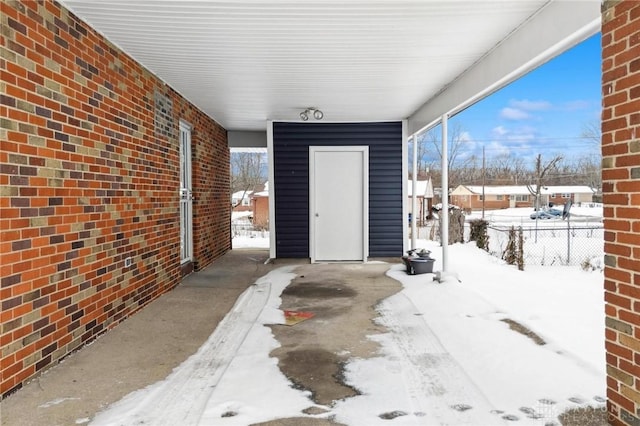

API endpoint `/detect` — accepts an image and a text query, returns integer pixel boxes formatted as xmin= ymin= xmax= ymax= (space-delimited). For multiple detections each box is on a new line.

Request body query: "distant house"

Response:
xmin=407 ymin=178 xmax=434 ymax=223
xmin=251 ymin=182 xmax=269 ymax=229
xmin=545 ymin=186 xmax=596 ymax=206
xmin=231 ymin=190 xmax=253 ymax=212
xmin=232 ymin=183 xmax=268 ymax=213
xmin=451 ymin=185 xmax=595 ymax=210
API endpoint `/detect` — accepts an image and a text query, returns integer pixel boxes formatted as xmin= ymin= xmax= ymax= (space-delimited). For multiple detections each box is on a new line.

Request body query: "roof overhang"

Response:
xmin=408 ymin=0 xmax=601 ymax=135
xmin=58 ymin=1 xmax=601 ymax=147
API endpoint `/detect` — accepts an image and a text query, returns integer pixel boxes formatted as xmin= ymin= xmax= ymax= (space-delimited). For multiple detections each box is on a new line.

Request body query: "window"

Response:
xmin=561 ymin=193 xmax=571 ymax=199
xmin=550 ymin=193 xmax=556 ymax=198
xmin=478 ymin=195 xmax=483 ymax=201
xmin=497 ymin=195 xmax=503 ymax=201
xmin=242 ymin=197 xmax=250 ymax=206
xmin=514 ymin=194 xmax=529 ymax=202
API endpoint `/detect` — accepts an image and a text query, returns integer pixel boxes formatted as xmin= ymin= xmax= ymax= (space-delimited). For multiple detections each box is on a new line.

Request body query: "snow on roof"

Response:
xmin=252 ymin=181 xmax=269 ymax=197
xmin=462 ymin=185 xmax=594 ymax=195
xmin=544 ymin=185 xmax=595 ymax=194
xmin=407 ymin=179 xmax=434 ymax=197
xmin=232 ymin=190 xmax=253 ymax=199
xmin=464 ymin=185 xmax=531 ymax=195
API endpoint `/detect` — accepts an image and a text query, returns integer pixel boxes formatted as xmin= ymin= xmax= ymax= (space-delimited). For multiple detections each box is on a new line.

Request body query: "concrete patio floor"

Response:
xmin=0 ymin=249 xmax=276 ymax=425
xmin=0 ymin=250 xmax=402 ymax=426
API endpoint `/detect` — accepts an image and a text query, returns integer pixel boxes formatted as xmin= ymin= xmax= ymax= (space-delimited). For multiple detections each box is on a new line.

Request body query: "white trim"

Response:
xmin=266 ymin=120 xmax=276 ymax=259
xmin=402 ymin=120 xmax=408 ymax=254
xmin=408 ymin=2 xmax=600 ymax=136
xmin=309 ymin=146 xmax=369 ymax=263
xmin=179 ymin=120 xmax=193 ymax=264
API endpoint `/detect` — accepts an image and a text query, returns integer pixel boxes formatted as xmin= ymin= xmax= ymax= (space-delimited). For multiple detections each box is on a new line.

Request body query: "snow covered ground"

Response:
xmin=91 ymin=237 xmax=605 ymax=425
xmin=468 ymin=205 xmax=603 ymax=227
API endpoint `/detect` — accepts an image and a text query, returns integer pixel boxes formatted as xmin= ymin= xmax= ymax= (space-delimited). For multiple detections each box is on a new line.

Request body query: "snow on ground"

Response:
xmin=231 ymin=211 xmax=253 ymax=221
xmin=467 ymin=206 xmax=603 ymax=227
xmin=231 ymin=233 xmax=270 ymax=249
xmin=90 ymin=237 xmax=605 ymax=425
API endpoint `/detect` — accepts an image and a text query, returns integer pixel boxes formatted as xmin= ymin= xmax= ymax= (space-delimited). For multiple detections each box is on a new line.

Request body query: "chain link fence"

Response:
xmin=410 ymin=217 xmax=604 ymax=269
xmin=486 ymin=224 xmax=604 ymax=268
xmin=231 ymin=215 xmax=268 ymax=239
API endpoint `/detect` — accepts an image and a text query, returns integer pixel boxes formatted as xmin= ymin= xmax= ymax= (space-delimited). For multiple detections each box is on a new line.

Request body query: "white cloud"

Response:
xmin=510 ymin=99 xmax=552 ymax=111
xmin=506 ymin=125 xmax=537 ymax=143
xmin=500 ymin=107 xmax=530 ymax=120
xmin=486 ymin=140 xmax=511 ymax=157
xmin=492 ymin=126 xmax=508 ymax=137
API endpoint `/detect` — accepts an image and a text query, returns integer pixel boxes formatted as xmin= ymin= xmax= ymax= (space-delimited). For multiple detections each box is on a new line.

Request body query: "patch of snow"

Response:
xmin=232 ymin=234 xmax=270 ymax=249
xmin=91 ymin=266 xmax=311 ymax=426
xmin=38 ymin=397 xmax=80 ymax=408
xmin=231 ymin=211 xmax=252 ymax=221
xmin=90 ymin=237 xmax=605 ymax=425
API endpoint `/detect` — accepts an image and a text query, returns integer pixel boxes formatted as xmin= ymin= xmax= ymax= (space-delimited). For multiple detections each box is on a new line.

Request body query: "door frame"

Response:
xmin=309 ymin=145 xmax=369 ymax=263
xmin=179 ymin=120 xmax=193 ymax=265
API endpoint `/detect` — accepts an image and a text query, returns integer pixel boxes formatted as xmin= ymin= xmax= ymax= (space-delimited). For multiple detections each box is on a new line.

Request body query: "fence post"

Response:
xmin=566 ymin=214 xmax=571 ymax=265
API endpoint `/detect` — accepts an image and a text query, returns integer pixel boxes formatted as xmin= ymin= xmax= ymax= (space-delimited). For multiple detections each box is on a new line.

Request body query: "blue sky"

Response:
xmin=430 ymin=32 xmax=601 ymax=165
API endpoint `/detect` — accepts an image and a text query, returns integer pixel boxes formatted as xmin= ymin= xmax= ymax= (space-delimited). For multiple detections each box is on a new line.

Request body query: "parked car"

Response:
xmin=530 ymin=211 xmax=553 ymax=220
xmin=547 ymin=208 xmax=563 ymax=216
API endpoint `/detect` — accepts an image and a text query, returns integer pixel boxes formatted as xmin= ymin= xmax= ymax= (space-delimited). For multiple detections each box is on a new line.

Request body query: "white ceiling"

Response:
xmin=59 ymin=1 xmax=600 ymax=135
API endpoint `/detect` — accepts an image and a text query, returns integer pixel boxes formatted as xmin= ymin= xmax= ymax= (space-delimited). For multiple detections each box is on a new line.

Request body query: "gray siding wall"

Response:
xmin=273 ymin=122 xmax=403 ymax=258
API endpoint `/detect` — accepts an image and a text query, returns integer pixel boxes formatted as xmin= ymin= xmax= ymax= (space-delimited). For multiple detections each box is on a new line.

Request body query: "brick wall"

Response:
xmin=252 ymin=196 xmax=269 ymax=229
xmin=0 ymin=0 xmax=230 ymax=396
xmin=602 ymin=1 xmax=640 ymax=425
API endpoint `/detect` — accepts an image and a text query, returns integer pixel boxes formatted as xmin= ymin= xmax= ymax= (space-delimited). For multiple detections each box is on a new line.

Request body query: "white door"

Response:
xmin=310 ymin=146 xmax=368 ymax=262
xmin=179 ymin=121 xmax=193 ymax=264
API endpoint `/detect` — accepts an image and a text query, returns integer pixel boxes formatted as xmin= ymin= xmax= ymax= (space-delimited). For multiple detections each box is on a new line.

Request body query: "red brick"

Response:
xmin=603 ymin=143 xmax=629 ymax=156
xmin=604 ymin=90 xmax=628 ymax=108
xmin=616 ymin=73 xmax=640 ymax=92
xmin=603 ymin=117 xmax=628 ymax=133
xmin=604 ymin=193 xmax=630 ymax=205
xmin=603 ymin=168 xmax=629 ymax=180
xmin=0 ymin=0 xmax=230 ymax=397
xmin=607 ymin=292 xmax=632 ymax=310
xmin=615 ymin=99 xmax=640 ymax=117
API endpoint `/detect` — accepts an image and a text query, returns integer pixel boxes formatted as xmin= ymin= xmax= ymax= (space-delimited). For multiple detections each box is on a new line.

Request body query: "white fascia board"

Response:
xmin=408 ymin=0 xmax=601 ymax=136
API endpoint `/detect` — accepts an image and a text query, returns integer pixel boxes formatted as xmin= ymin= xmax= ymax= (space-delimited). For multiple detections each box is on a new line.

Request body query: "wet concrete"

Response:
xmin=1 ymin=255 xmax=401 ymax=426
xmin=269 ymin=263 xmax=401 ymax=408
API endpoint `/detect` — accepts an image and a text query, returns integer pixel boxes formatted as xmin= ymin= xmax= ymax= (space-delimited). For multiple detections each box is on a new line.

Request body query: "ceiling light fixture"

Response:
xmin=300 ymin=107 xmax=323 ymax=121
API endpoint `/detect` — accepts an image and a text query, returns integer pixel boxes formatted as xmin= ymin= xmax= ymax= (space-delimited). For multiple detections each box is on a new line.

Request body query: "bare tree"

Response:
xmin=418 ymin=122 xmax=472 ymax=188
xmin=423 ymin=122 xmax=468 ymax=171
xmin=579 ymin=119 xmax=602 ymax=192
xmin=526 ymin=154 xmax=563 ymax=210
xmin=581 ymin=119 xmax=601 ymax=147
xmin=485 ymin=154 xmax=528 ymax=185
xmin=230 ymin=151 xmax=266 ymax=208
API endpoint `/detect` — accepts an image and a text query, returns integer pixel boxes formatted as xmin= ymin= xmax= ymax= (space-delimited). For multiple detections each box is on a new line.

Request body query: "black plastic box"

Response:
xmin=402 ymin=256 xmax=435 ymax=275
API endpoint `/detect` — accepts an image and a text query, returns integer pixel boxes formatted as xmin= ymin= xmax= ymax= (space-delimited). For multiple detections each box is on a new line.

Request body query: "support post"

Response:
xmin=411 ymin=134 xmax=418 ymax=250
xmin=482 ymin=145 xmax=485 ymax=219
xmin=441 ymin=114 xmax=449 ymax=272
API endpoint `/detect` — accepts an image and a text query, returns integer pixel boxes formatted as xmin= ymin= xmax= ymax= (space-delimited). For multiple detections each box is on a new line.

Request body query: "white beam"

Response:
xmin=402 ymin=120 xmax=409 ymax=255
xmin=441 ymin=114 xmax=449 ymax=272
xmin=266 ymin=122 xmax=276 ymax=259
xmin=408 ymin=0 xmax=601 ymax=135
xmin=411 ymin=134 xmax=417 ymax=250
